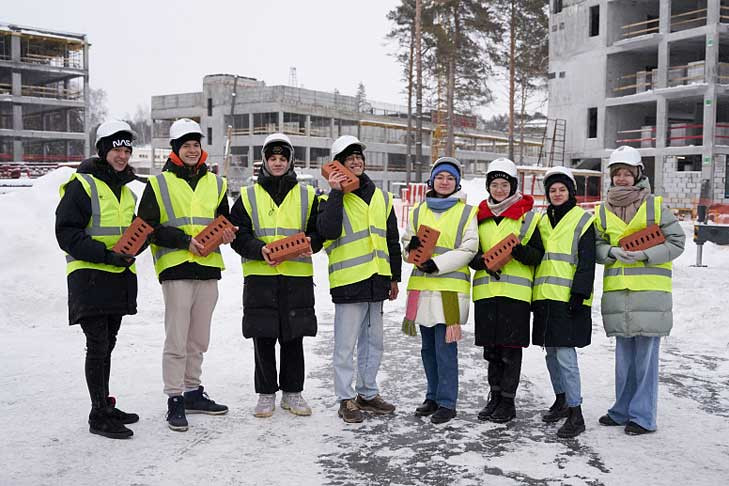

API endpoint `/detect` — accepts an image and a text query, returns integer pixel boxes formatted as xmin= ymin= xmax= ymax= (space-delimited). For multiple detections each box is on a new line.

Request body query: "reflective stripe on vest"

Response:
xmin=323 ymin=188 xmax=393 ymax=288
xmin=533 ymin=206 xmax=594 ymax=305
xmin=407 ymin=201 xmax=476 ymax=294
xmin=149 ymin=171 xmax=227 ymax=276
xmin=240 ymin=183 xmax=314 ymax=276
xmin=60 ymin=173 xmax=137 ymax=275
xmin=595 ymin=196 xmax=672 ymax=292
xmin=472 ymin=209 xmax=540 ymax=303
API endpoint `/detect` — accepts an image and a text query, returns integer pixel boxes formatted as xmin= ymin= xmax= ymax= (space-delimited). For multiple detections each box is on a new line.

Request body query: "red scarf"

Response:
xmin=477 ymin=194 xmax=534 ymax=222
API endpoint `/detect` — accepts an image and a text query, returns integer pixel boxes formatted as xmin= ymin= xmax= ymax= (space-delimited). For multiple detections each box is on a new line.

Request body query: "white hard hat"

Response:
xmin=260 ymin=132 xmax=295 ymax=177
xmin=487 ymin=158 xmax=518 ymax=179
xmin=169 ymin=118 xmax=204 ymax=143
xmin=543 ymin=165 xmax=577 ymax=190
xmin=608 ymin=145 xmax=643 ymax=169
xmin=95 ymin=120 xmax=136 ymax=146
xmin=331 ymin=135 xmax=366 ymax=161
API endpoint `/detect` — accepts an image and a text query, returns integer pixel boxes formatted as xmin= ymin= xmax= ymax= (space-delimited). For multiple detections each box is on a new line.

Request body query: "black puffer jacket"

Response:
xmin=55 ymin=157 xmax=140 ymax=325
xmin=137 ymin=158 xmax=229 ymax=282
xmin=532 ymin=200 xmax=596 ymax=348
xmin=230 ymin=172 xmax=323 ymax=341
xmin=316 ymin=173 xmax=401 ymax=304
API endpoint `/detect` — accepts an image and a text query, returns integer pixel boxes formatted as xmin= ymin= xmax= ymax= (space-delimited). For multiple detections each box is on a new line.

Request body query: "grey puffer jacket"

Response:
xmin=595 ymin=185 xmax=686 ymax=337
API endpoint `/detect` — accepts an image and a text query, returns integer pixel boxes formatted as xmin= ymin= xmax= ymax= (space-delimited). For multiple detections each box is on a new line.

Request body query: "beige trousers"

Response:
xmin=161 ymin=279 xmax=219 ymax=396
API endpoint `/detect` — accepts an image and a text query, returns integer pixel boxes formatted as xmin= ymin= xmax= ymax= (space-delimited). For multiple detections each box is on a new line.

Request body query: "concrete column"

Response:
xmin=305 ymin=114 xmax=311 ymax=137
xmin=248 ymin=113 xmax=253 ymax=135
xmin=12 ymin=103 xmax=22 ymax=131
xmin=330 ymin=118 xmax=335 ymax=139
xmin=13 ymin=140 xmax=23 ymax=163
xmin=83 ymin=38 xmax=90 ymax=157
xmin=278 ymin=111 xmax=284 ymax=132
xmin=654 ymin=97 xmax=667 ymax=195
xmin=703 ymin=7 xmax=721 ymax=192
xmin=11 ymin=71 xmax=21 ymax=96
xmin=656 ymin=1 xmax=671 ymax=90
xmin=10 ymin=32 xmax=20 ymax=62
xmin=305 ymin=146 xmax=311 ymax=169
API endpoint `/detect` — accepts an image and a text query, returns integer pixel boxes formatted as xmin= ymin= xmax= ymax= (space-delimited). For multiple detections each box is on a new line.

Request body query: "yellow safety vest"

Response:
xmin=60 ymin=173 xmax=138 ymax=275
xmin=323 ymin=188 xmax=393 ymax=289
xmin=533 ymin=206 xmax=594 ymax=305
xmin=148 ymin=170 xmax=227 ymax=276
xmin=595 ymin=196 xmax=672 ymax=292
xmin=406 ymin=201 xmax=476 ymax=294
xmin=472 ymin=209 xmax=540 ymax=303
xmin=240 ymin=183 xmax=315 ymax=277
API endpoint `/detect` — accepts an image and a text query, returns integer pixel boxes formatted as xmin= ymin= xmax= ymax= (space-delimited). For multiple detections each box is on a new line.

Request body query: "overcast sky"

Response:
xmin=5 ymin=0 xmax=514 ymax=120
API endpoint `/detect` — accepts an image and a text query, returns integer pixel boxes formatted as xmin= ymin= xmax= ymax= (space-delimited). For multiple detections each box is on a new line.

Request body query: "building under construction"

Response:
xmin=150 ymin=74 xmax=543 ymax=193
xmin=0 ymin=22 xmax=88 ymax=178
xmin=548 ymin=0 xmax=729 ymax=209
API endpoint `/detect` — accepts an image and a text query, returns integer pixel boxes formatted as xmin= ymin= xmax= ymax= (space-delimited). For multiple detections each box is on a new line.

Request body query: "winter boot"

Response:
xmin=107 ymin=397 xmax=139 ymax=424
xmin=281 ymin=392 xmax=312 ymax=416
xmin=599 ymin=414 xmax=621 ymax=426
xmin=166 ymin=396 xmax=188 ymax=432
xmin=489 ymin=396 xmax=516 ymax=423
xmin=254 ymin=394 xmax=276 ymax=418
xmin=477 ymin=391 xmax=501 ymax=421
xmin=625 ymin=421 xmax=654 ymax=436
xmin=557 ymin=406 xmax=586 ymax=438
xmin=184 ymin=386 xmax=229 ymax=415
xmin=355 ymin=394 xmax=396 ymax=415
xmin=88 ymin=407 xmax=133 ymax=439
xmin=542 ymin=393 xmax=569 ymax=423
xmin=338 ymin=399 xmax=364 ymax=423
xmin=430 ymin=407 xmax=457 ymax=425
xmin=414 ymin=399 xmax=439 ymax=417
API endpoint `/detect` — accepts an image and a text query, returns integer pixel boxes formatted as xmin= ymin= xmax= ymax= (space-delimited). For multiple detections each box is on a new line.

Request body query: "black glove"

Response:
xmin=511 ymin=243 xmax=526 ymax=262
xmin=406 ymin=235 xmax=422 ymax=252
xmin=567 ymin=294 xmax=584 ymax=316
xmin=486 ymin=268 xmax=502 ymax=280
xmin=417 ymin=259 xmax=438 ymax=274
xmin=105 ymin=251 xmax=135 ymax=268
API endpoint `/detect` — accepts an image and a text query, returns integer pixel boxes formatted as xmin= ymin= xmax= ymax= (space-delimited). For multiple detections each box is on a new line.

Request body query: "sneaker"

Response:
xmin=281 ymin=392 xmax=312 ymax=416
xmin=430 ymin=406 xmax=457 ymax=424
xmin=355 ymin=394 xmax=396 ymax=415
xmin=254 ymin=394 xmax=276 ymax=418
xmin=477 ymin=391 xmax=501 ymax=421
xmin=107 ymin=397 xmax=139 ymax=425
xmin=338 ymin=399 xmax=364 ymax=423
xmin=598 ymin=414 xmax=621 ymax=426
xmin=557 ymin=406 xmax=586 ymax=438
xmin=542 ymin=393 xmax=569 ymax=423
xmin=89 ymin=407 xmax=133 ymax=439
xmin=184 ymin=386 xmax=229 ymax=415
xmin=166 ymin=396 xmax=188 ymax=432
xmin=414 ymin=399 xmax=439 ymax=417
xmin=489 ymin=396 xmax=516 ymax=423
xmin=625 ymin=421 xmax=654 ymax=435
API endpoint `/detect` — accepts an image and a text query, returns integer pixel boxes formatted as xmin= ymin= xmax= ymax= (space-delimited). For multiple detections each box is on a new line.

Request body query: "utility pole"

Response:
xmin=406 ymin=23 xmax=415 ymax=186
xmin=508 ymin=0 xmax=516 ymax=161
xmin=223 ymin=75 xmax=239 ymax=189
xmin=415 ymin=0 xmax=423 ymax=183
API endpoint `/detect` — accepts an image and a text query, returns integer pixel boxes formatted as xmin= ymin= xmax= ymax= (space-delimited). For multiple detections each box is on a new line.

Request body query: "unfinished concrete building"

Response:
xmin=549 ymin=0 xmax=729 ymax=209
xmin=151 ymin=74 xmax=543 ymax=193
xmin=0 ymin=23 xmax=88 ymax=177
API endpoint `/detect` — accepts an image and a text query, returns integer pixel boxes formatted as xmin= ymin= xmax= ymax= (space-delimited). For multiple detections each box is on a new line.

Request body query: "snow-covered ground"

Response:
xmin=1 ymin=169 xmax=728 ymax=485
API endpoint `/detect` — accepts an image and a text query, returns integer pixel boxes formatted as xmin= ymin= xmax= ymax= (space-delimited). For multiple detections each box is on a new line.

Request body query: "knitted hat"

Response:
xmin=97 ymin=131 xmax=133 ymax=162
xmin=429 ymin=162 xmax=461 ymax=188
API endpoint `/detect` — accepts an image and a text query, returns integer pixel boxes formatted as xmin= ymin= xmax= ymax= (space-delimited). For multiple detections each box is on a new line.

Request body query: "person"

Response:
xmin=531 ymin=166 xmax=596 ymax=438
xmin=469 ymin=158 xmax=542 ymax=424
xmin=401 ymin=157 xmax=478 ymax=424
xmin=317 ymin=135 xmax=402 ymax=423
xmin=230 ymin=133 xmax=322 ymax=418
xmin=594 ymin=145 xmax=685 ymax=435
xmin=56 ymin=119 xmax=141 ymax=439
xmin=138 ymin=118 xmax=235 ymax=432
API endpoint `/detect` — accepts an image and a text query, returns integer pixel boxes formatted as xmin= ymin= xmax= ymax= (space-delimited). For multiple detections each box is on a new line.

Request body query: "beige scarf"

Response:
xmin=605 ymin=179 xmax=651 ymax=223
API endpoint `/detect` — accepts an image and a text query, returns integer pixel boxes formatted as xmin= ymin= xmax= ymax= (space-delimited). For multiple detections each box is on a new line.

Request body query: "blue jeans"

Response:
xmin=608 ymin=336 xmax=660 ymax=431
xmin=545 ymin=347 xmax=582 ymax=407
xmin=333 ymin=302 xmax=384 ymax=401
xmin=420 ymin=325 xmax=458 ymax=409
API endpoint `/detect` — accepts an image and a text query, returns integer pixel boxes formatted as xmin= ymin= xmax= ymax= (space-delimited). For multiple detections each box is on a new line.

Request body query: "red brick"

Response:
xmin=407 ymin=224 xmax=441 ymax=265
xmin=321 ymin=161 xmax=360 ymax=193
xmin=112 ymin=217 xmax=153 ymax=256
xmin=483 ymin=234 xmax=520 ymax=272
xmin=195 ymin=215 xmax=236 ymax=257
xmin=619 ymin=224 xmax=665 ymax=251
xmin=265 ymin=232 xmax=311 ymax=262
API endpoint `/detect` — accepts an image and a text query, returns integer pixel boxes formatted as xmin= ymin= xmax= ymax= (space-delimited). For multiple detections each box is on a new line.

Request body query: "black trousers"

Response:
xmin=253 ymin=336 xmax=305 ymax=394
xmin=484 ymin=345 xmax=523 ymax=398
xmin=79 ymin=315 xmax=122 ymax=409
